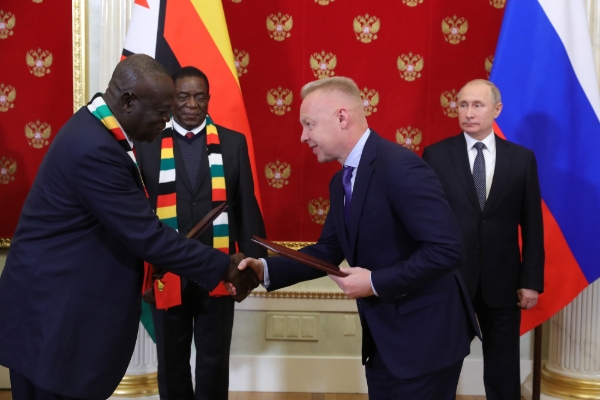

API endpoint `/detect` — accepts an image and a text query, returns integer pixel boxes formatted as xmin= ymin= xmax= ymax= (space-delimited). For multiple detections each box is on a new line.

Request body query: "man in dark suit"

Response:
xmin=135 ymin=66 xmax=266 ymax=400
xmin=235 ymin=77 xmax=478 ymax=399
xmin=422 ymin=79 xmax=545 ymax=399
xmin=0 ymin=55 xmax=258 ymax=400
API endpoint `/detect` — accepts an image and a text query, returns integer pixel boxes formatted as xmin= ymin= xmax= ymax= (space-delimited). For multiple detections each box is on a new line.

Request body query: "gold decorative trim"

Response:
xmin=0 ymin=238 xmax=10 ymax=249
xmin=72 ymin=0 xmax=87 ymax=113
xmin=542 ymin=363 xmax=600 ymax=399
xmin=112 ymin=372 xmax=159 ymax=397
xmin=250 ymin=290 xmax=349 ymax=300
xmin=270 ymin=241 xmax=313 ymax=252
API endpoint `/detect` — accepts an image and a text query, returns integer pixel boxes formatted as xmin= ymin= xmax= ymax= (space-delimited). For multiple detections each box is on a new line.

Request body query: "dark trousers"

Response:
xmin=365 ymin=350 xmax=463 ymax=400
xmin=10 ymin=370 xmax=84 ymax=400
xmin=152 ymin=282 xmax=235 ymax=400
xmin=473 ymin=288 xmax=522 ymax=400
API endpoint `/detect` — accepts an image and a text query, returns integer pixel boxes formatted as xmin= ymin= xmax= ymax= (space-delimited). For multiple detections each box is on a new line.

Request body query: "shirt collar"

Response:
xmin=464 ymin=130 xmax=496 ymax=155
xmin=342 ymin=128 xmax=371 ymax=168
xmin=171 ymin=117 xmax=207 ymax=136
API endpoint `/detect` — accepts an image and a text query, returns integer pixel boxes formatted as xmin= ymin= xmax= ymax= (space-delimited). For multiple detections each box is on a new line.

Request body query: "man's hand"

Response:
xmin=222 ymin=252 xmax=260 ymax=302
xmin=517 ymin=288 xmax=539 ymax=310
xmin=328 ymin=267 xmax=374 ymax=299
xmin=226 ymin=257 xmax=265 ymax=297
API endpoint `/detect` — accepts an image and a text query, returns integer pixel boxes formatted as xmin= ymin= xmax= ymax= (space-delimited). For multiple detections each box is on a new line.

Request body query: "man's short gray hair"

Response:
xmin=459 ymin=79 xmax=502 ymax=105
xmin=300 ymin=77 xmax=362 ymax=101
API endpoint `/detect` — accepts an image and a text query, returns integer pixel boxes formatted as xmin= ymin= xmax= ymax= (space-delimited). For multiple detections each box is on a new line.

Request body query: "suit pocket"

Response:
xmin=396 ymin=293 xmax=448 ymax=315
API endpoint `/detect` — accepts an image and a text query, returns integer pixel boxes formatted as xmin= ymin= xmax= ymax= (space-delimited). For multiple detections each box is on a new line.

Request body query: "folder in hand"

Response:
xmin=251 ymin=235 xmax=347 ymax=277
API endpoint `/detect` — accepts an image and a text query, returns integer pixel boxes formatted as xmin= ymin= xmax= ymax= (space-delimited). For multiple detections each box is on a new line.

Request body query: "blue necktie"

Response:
xmin=342 ymin=165 xmax=354 ymax=224
xmin=472 ymin=142 xmax=486 ymax=211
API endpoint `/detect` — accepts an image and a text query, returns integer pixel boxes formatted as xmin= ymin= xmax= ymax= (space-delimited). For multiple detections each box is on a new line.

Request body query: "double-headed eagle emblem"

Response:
xmin=0 ymin=83 xmax=16 ymax=112
xmin=314 ymin=0 xmax=334 ymax=5
xmin=353 ymin=14 xmax=380 ymax=43
xmin=310 ymin=51 xmax=337 ymax=79
xmin=0 ymin=156 xmax=16 ymax=185
xmin=0 ymin=10 xmax=16 ymax=39
xmin=26 ymin=48 xmax=53 ymax=77
xmin=485 ymin=56 xmax=494 ymax=79
xmin=267 ymin=87 xmax=293 ymax=116
xmin=308 ymin=197 xmax=330 ymax=225
xmin=489 ymin=0 xmax=506 ymax=8
xmin=267 ymin=13 xmax=293 ymax=42
xmin=234 ymin=49 xmax=249 ymax=77
xmin=442 ymin=16 xmax=468 ymax=44
xmin=440 ymin=89 xmax=459 ymax=118
xmin=397 ymin=53 xmax=424 ymax=82
xmin=360 ymin=88 xmax=379 ymax=116
xmin=402 ymin=0 xmax=424 ymax=6
xmin=265 ymin=160 xmax=291 ymax=189
xmin=396 ymin=126 xmax=423 ymax=152
xmin=25 ymin=121 xmax=52 ymax=149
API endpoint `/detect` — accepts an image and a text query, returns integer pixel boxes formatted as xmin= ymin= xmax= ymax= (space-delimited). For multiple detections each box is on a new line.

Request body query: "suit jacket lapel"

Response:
xmin=484 ymin=134 xmax=511 ymax=214
xmin=330 ymin=171 xmax=351 ymax=258
xmin=346 ymin=132 xmax=377 ymax=264
xmin=449 ymin=134 xmax=481 ymax=213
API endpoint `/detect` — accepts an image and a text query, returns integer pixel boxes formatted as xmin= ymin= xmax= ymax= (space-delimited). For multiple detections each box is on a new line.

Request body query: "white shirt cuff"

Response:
xmin=370 ymin=272 xmax=378 ymax=296
xmin=260 ymin=258 xmax=270 ymax=288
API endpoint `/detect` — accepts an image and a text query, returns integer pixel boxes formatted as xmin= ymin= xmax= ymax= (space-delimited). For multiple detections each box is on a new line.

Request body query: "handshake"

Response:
xmin=222 ymin=253 xmax=264 ymax=302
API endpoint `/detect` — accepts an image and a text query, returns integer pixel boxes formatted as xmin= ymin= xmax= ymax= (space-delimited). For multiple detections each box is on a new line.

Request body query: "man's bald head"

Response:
xmin=103 ymin=54 xmax=175 ymax=143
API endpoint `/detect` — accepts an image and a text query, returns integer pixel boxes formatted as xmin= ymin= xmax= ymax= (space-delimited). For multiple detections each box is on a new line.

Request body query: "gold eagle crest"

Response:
xmin=0 ymin=10 xmax=16 ymax=39
xmin=308 ymin=197 xmax=330 ymax=225
xmin=402 ymin=0 xmax=424 ymax=6
xmin=310 ymin=51 xmax=337 ymax=79
xmin=397 ymin=53 xmax=424 ymax=82
xmin=230 ymin=0 xmax=242 ymax=3
xmin=267 ymin=13 xmax=293 ymax=42
xmin=396 ymin=126 xmax=423 ymax=152
xmin=27 ymin=48 xmax=53 ymax=77
xmin=360 ymin=88 xmax=379 ymax=116
xmin=353 ymin=14 xmax=380 ymax=43
xmin=265 ymin=160 xmax=291 ymax=188
xmin=267 ymin=87 xmax=293 ymax=116
xmin=485 ymin=55 xmax=494 ymax=79
xmin=25 ymin=121 xmax=52 ymax=149
xmin=440 ymin=89 xmax=459 ymax=118
xmin=234 ymin=49 xmax=249 ymax=77
xmin=0 ymin=83 xmax=16 ymax=112
xmin=489 ymin=0 xmax=506 ymax=8
xmin=315 ymin=0 xmax=334 ymax=5
xmin=32 ymin=0 xmax=44 ymax=3
xmin=0 ymin=156 xmax=16 ymax=185
xmin=442 ymin=16 xmax=468 ymax=44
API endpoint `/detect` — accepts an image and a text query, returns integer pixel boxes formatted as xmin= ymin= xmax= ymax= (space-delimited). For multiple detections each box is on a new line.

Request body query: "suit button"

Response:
xmin=192 ymin=202 xmax=197 ymax=206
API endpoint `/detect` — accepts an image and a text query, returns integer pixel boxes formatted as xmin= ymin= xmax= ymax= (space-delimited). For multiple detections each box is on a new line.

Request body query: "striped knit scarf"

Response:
xmin=86 ymin=93 xmax=147 ymax=196
xmin=156 ymin=115 xmax=230 ymax=301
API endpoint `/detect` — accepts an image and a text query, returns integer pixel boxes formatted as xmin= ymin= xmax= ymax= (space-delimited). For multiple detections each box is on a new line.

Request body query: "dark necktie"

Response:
xmin=342 ymin=165 xmax=354 ymax=224
xmin=185 ymin=131 xmax=194 ymax=139
xmin=472 ymin=142 xmax=486 ymax=211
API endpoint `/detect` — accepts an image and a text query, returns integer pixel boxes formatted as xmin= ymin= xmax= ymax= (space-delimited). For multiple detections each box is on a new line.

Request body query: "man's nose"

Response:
xmin=300 ymin=129 xmax=309 ymax=143
xmin=185 ymin=97 xmax=198 ymax=108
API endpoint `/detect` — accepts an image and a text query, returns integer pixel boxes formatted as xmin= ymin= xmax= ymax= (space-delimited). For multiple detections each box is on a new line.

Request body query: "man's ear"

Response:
xmin=121 ymin=91 xmax=135 ymax=113
xmin=338 ymin=108 xmax=350 ymax=128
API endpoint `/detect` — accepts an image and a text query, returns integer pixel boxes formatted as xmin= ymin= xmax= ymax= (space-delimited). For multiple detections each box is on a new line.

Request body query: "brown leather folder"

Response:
xmin=251 ymin=236 xmax=347 ymax=277
xmin=187 ymin=203 xmax=228 ymax=239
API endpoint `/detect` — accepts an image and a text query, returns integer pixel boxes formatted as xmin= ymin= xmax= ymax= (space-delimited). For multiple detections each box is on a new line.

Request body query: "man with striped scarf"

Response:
xmin=135 ymin=66 xmax=266 ymax=400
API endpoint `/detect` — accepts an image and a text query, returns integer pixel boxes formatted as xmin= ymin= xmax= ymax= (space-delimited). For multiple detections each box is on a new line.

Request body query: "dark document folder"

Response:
xmin=251 ymin=236 xmax=347 ymax=277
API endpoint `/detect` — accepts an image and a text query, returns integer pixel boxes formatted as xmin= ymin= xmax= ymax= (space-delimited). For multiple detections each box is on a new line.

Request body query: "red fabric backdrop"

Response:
xmin=223 ymin=0 xmax=505 ymax=241
xmin=0 ymin=0 xmax=73 ymax=238
xmin=0 ymin=0 xmax=505 ymax=241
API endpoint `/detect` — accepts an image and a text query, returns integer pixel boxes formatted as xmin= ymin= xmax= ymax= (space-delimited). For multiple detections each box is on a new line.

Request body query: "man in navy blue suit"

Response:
xmin=236 ymin=77 xmax=478 ymax=399
xmin=0 ymin=54 xmax=258 ymax=400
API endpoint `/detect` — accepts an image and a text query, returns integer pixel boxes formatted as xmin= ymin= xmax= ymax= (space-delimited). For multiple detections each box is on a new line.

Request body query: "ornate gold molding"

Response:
xmin=542 ymin=363 xmax=600 ymax=399
xmin=0 ymin=238 xmax=10 ymax=249
xmin=112 ymin=372 xmax=159 ymax=397
xmin=72 ymin=0 xmax=87 ymax=113
xmin=250 ymin=290 xmax=349 ymax=300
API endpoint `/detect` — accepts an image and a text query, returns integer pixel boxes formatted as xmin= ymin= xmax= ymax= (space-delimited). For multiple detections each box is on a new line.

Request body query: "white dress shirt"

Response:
xmin=262 ymin=128 xmax=373 ymax=291
xmin=172 ymin=117 xmax=206 ymax=136
xmin=464 ymin=131 xmax=496 ymax=199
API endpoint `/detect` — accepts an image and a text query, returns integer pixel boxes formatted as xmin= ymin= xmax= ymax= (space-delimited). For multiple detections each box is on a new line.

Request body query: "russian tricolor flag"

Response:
xmin=491 ymin=0 xmax=600 ymax=334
